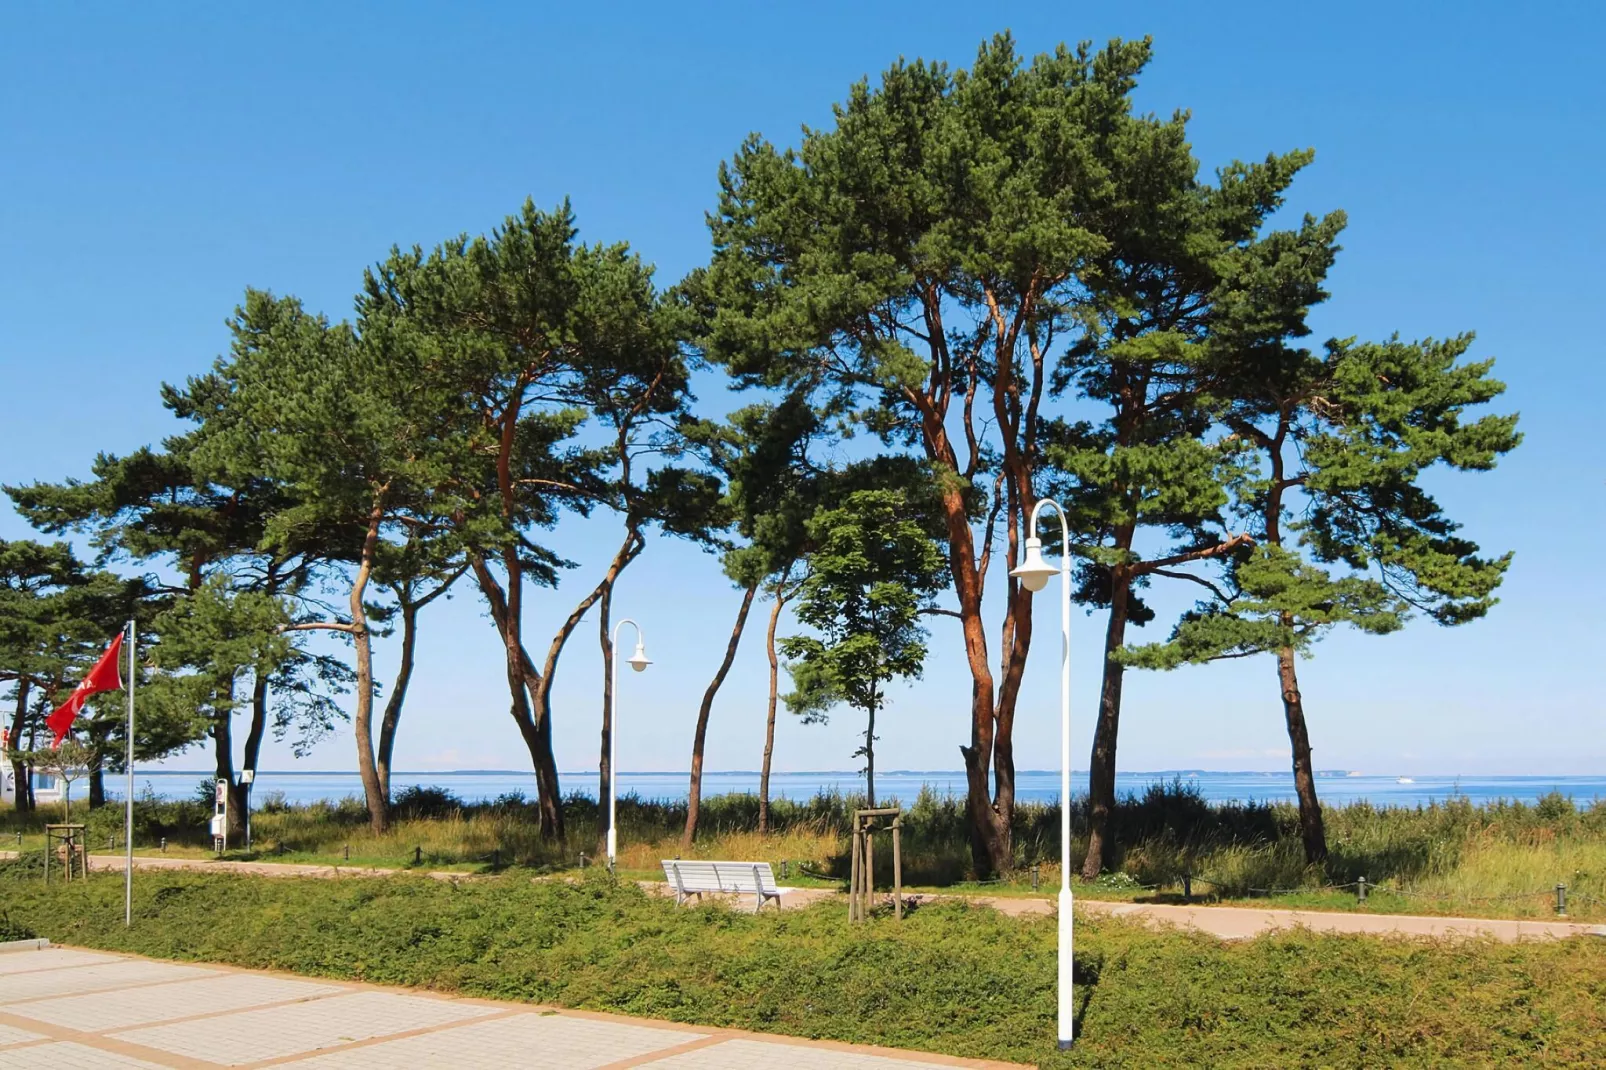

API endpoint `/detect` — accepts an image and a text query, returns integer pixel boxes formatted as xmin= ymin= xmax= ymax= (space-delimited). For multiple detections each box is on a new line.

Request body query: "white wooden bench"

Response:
xmin=661 ymin=859 xmax=783 ymax=912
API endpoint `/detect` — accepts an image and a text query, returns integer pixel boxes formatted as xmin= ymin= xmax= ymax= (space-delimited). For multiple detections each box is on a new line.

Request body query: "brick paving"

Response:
xmin=0 ymin=947 xmax=1023 ymax=1069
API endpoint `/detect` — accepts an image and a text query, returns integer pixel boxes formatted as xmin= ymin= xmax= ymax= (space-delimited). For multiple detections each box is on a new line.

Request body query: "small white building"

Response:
xmin=1 ymin=767 xmax=64 ymax=807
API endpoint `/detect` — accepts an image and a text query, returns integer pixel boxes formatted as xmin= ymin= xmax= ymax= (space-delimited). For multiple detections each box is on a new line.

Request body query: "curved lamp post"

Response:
xmin=606 ymin=618 xmax=650 ymax=870
xmin=1009 ymin=498 xmax=1074 ymax=1050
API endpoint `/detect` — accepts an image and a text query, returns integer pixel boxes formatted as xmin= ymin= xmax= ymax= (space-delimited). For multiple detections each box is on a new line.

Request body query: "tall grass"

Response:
xmin=5 ymin=779 xmax=1603 ymax=918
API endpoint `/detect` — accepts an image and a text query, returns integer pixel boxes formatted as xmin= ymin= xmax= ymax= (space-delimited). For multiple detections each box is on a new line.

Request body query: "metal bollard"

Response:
xmin=781 ymin=859 xmax=789 ymax=879
xmin=343 ymin=844 xmax=350 ymax=861
xmin=1357 ymin=876 xmax=1368 ymax=904
xmin=1183 ymin=873 xmax=1192 ymax=902
xmin=579 ymin=852 xmax=586 ymax=870
xmin=1032 ymin=864 xmax=1040 ymax=892
xmin=492 ymin=848 xmax=500 ymax=868
xmin=1556 ymin=883 xmax=1568 ymax=917
xmin=160 ymin=837 xmax=167 ymax=853
xmin=414 ymin=846 xmax=422 ymax=865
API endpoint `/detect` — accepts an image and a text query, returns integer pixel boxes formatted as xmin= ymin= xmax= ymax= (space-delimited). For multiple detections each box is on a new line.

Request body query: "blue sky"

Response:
xmin=2 ymin=2 xmax=1602 ymax=784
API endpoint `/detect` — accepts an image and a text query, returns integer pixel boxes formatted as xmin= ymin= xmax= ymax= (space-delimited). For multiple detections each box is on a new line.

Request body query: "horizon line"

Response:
xmin=129 ymin=768 xmax=1603 ymax=779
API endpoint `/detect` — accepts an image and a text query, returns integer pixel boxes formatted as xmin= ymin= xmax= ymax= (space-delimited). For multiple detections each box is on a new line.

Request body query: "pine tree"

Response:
xmin=1126 ymin=333 xmax=1520 ymax=862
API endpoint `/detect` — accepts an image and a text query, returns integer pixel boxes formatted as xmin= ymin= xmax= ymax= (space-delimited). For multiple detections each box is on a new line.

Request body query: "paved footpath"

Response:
xmin=0 ymin=944 xmax=1025 ymax=1069
xmin=13 ymin=852 xmax=1606 ymax=942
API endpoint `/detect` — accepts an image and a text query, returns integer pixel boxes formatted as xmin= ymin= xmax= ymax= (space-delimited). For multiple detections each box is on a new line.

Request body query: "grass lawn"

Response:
xmin=3 ymin=862 xmax=1604 ymax=1067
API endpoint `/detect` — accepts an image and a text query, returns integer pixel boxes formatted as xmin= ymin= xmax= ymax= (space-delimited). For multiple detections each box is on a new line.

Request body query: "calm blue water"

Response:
xmin=126 ymin=769 xmax=1606 ymax=808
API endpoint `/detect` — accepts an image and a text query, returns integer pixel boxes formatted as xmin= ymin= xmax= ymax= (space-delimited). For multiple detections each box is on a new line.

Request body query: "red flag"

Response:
xmin=47 ymin=631 xmax=125 ymax=746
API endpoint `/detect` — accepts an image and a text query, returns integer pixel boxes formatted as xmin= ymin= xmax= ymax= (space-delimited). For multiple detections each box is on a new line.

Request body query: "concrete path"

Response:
xmin=0 ymin=944 xmax=1024 ymax=1069
xmin=11 ymin=852 xmax=1604 ymax=942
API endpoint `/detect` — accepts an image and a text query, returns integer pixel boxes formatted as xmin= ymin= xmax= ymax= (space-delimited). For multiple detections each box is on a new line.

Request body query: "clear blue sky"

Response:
xmin=2 ymin=2 xmax=1602 ymax=784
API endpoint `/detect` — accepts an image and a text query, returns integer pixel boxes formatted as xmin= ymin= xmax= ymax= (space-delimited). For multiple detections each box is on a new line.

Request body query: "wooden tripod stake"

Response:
xmin=849 ymin=807 xmax=903 ymax=922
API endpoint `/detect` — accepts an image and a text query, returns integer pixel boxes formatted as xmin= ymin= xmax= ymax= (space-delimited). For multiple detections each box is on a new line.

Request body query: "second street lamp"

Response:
xmin=1009 ymin=497 xmax=1074 ymax=1050
xmin=606 ymin=618 xmax=650 ymax=871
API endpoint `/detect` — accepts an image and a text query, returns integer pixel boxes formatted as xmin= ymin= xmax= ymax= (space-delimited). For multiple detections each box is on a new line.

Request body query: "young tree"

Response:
xmin=678 ymin=393 xmax=821 ymax=847
xmin=781 ymin=490 xmax=946 ymax=806
xmin=29 ymin=737 xmax=92 ymax=819
xmin=1126 ymin=334 xmax=1520 ymax=862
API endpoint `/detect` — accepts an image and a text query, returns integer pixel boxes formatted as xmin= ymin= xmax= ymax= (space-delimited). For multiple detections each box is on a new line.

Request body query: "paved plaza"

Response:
xmin=0 ymin=945 xmax=1023 ymax=1069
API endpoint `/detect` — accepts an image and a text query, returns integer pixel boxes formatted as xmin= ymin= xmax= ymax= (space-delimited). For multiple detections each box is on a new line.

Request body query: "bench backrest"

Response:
xmin=661 ymin=859 xmax=777 ymax=894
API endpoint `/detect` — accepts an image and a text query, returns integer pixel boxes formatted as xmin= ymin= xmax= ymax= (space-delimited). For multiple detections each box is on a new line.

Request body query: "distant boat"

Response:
xmin=1397 ymin=777 xmax=1415 ymax=784
xmin=1346 ymin=771 xmax=1364 ymax=777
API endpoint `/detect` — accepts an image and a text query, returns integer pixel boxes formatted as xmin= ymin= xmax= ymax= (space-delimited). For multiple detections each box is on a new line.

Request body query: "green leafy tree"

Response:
xmin=781 ymin=490 xmax=946 ymax=806
xmin=1126 ymin=334 xmax=1520 ymax=862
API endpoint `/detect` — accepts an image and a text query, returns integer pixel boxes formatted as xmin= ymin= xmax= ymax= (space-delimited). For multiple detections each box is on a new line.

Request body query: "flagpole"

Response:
xmin=124 ymin=618 xmax=135 ymax=928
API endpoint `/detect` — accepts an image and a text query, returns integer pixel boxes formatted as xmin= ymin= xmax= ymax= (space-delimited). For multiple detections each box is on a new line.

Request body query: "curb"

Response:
xmin=0 ymin=938 xmax=51 ymax=953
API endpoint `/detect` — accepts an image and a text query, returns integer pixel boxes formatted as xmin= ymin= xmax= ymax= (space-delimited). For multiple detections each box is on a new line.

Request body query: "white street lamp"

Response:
xmin=606 ymin=618 xmax=649 ymax=870
xmin=1009 ymin=498 xmax=1074 ymax=1050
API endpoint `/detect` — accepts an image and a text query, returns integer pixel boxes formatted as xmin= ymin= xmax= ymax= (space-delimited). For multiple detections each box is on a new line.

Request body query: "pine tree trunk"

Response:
xmin=1082 ymin=562 xmax=1132 ymax=880
xmin=9 ymin=678 xmax=32 ymax=814
xmin=471 ymin=555 xmax=566 ymax=842
xmin=350 ymin=500 xmax=388 ymax=836
xmin=758 ymin=583 xmax=788 ymax=835
xmin=527 ymin=674 xmax=565 ymax=840
xmin=929 ymin=435 xmax=1014 ymax=877
xmin=683 ymin=582 xmax=758 ymax=851
xmin=88 ymin=756 xmax=106 ymax=809
xmin=597 ymin=581 xmax=615 ymax=854
xmin=235 ymin=666 xmax=270 ymax=843
xmin=1277 ymin=641 xmax=1328 ymax=863
xmin=213 ymin=674 xmax=243 ymax=841
xmin=377 ymin=600 xmax=419 ymax=802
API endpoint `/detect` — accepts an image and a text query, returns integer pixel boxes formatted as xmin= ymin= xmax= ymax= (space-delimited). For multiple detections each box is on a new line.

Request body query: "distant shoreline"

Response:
xmin=130 ymin=768 xmax=1599 ymax=779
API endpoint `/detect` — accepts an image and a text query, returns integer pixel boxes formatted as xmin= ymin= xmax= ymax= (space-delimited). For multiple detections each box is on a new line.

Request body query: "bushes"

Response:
xmin=390 ymin=785 xmax=465 ymax=821
xmin=4 ymin=870 xmax=1605 ymax=1067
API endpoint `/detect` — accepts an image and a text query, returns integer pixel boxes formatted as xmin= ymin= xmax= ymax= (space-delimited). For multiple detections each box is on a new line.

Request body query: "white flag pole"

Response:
xmin=124 ymin=619 xmax=135 ymax=927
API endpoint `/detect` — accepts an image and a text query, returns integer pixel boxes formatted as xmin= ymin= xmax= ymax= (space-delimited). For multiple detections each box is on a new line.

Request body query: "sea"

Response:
xmin=123 ymin=769 xmax=1606 ymax=809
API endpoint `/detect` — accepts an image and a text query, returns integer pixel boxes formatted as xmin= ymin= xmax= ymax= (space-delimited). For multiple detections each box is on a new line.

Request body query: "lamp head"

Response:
xmin=627 ymin=642 xmax=651 ymax=673
xmin=1009 ymin=537 xmax=1057 ymax=593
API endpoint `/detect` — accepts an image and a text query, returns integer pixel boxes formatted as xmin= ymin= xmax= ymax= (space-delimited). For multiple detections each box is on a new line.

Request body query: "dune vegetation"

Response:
xmin=6 ymin=781 xmax=1602 ymax=922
